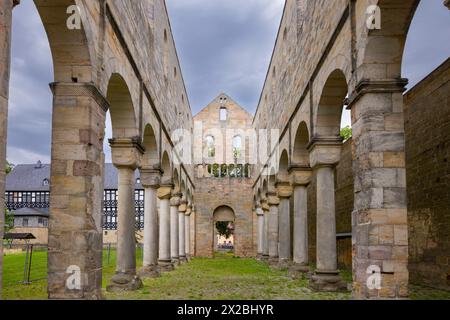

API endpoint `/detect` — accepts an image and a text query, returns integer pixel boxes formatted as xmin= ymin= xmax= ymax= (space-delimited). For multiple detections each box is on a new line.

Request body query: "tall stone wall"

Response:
xmin=193 ymin=94 xmax=255 ymax=257
xmin=405 ymin=58 xmax=450 ymax=291
xmin=194 ymin=177 xmax=255 ymax=257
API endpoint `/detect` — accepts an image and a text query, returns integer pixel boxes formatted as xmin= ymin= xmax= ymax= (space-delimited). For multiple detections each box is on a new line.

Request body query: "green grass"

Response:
xmin=106 ymin=253 xmax=350 ymax=300
xmin=3 ymin=250 xmax=450 ymax=300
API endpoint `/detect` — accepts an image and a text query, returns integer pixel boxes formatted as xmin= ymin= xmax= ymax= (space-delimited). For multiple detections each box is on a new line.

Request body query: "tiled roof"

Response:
xmin=6 ymin=163 xmax=142 ymax=191
xmin=14 ymin=207 xmax=50 ymax=217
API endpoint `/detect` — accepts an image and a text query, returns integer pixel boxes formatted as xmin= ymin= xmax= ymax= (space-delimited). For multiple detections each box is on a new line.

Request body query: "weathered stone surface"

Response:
xmin=405 ymin=58 xmax=450 ymax=291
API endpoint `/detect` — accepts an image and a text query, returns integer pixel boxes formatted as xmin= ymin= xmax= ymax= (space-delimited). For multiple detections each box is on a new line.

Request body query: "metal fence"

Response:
xmin=2 ymin=242 xmax=145 ymax=288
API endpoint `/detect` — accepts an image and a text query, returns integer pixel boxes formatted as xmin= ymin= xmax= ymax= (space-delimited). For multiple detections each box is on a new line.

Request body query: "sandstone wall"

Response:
xmin=194 ymin=177 xmax=255 ymax=258
xmin=405 ymin=58 xmax=450 ymax=291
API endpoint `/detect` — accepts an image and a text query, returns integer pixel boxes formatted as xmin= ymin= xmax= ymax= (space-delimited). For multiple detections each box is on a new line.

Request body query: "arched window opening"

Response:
xmin=220 ymin=107 xmax=228 ymax=121
xmin=232 ymin=135 xmax=242 ymax=160
xmin=206 ymin=135 xmax=215 ymax=158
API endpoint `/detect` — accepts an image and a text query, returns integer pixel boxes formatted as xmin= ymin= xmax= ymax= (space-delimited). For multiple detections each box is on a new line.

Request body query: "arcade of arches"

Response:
xmin=0 ymin=0 xmax=449 ymax=300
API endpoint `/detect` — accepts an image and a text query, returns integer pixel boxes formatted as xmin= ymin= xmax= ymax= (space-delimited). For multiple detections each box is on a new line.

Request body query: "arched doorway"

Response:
xmin=212 ymin=206 xmax=235 ymax=256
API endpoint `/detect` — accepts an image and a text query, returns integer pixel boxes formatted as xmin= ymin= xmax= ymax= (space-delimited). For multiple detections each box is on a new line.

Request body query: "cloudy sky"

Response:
xmin=6 ymin=0 xmax=450 ymax=165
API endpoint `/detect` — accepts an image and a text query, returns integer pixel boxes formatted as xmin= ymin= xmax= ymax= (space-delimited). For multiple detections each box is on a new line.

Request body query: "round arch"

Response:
xmin=314 ymin=69 xmax=348 ymax=138
xmin=213 ymin=205 xmax=236 ymax=223
xmin=142 ymin=124 xmax=159 ymax=168
xmin=293 ymin=122 xmax=310 ymax=166
xmin=106 ymin=73 xmax=139 ymax=139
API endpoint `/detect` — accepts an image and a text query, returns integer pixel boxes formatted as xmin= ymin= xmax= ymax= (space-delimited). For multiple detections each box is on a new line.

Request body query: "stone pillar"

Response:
xmin=255 ymin=205 xmax=264 ymax=259
xmin=178 ymin=198 xmax=187 ymax=263
xmin=276 ymin=180 xmax=293 ymax=269
xmin=0 ymin=0 xmax=17 ymax=300
xmin=308 ymin=139 xmax=347 ymax=292
xmin=139 ymin=168 xmax=161 ymax=278
xmin=261 ymin=198 xmax=270 ymax=261
xmin=170 ymin=191 xmax=181 ymax=265
xmin=190 ymin=205 xmax=196 ymax=256
xmin=157 ymin=183 xmax=174 ymax=271
xmin=47 ymin=82 xmax=108 ymax=299
xmin=289 ymin=167 xmax=312 ymax=277
xmin=349 ymin=79 xmax=409 ymax=298
xmin=267 ymin=191 xmax=280 ymax=266
xmin=107 ymin=139 xmax=144 ymax=292
xmin=185 ymin=204 xmax=192 ymax=261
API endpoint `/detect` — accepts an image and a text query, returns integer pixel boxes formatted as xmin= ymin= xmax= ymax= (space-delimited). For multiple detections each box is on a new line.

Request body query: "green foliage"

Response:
xmin=4 ymin=209 xmax=14 ymax=233
xmin=5 ymin=161 xmax=14 ymax=174
xmin=340 ymin=126 xmax=352 ymax=141
xmin=215 ymin=221 xmax=233 ymax=239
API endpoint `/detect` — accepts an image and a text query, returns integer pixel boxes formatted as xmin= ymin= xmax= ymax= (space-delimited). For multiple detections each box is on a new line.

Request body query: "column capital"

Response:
xmin=267 ymin=192 xmax=280 ymax=206
xmin=289 ymin=165 xmax=313 ymax=187
xmin=276 ymin=180 xmax=293 ymax=198
xmin=13 ymin=0 xmax=21 ymax=7
xmin=49 ymin=82 xmax=109 ymax=112
xmin=260 ymin=198 xmax=270 ymax=212
xmin=179 ymin=199 xmax=188 ymax=212
xmin=170 ymin=192 xmax=182 ymax=207
xmin=307 ymin=137 xmax=342 ymax=169
xmin=140 ymin=167 xmax=162 ymax=189
xmin=445 ymin=0 xmax=450 ymax=9
xmin=347 ymin=78 xmax=408 ymax=109
xmin=185 ymin=205 xmax=192 ymax=216
xmin=110 ymin=137 xmax=145 ymax=170
xmin=157 ymin=184 xmax=173 ymax=200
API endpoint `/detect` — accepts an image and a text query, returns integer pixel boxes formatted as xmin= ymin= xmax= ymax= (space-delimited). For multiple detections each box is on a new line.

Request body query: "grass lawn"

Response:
xmin=3 ymin=250 xmax=450 ymax=300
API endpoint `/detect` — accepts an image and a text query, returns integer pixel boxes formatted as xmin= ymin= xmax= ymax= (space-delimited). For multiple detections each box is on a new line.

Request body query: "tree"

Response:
xmin=215 ymin=221 xmax=234 ymax=239
xmin=4 ymin=160 xmax=15 ymax=232
xmin=340 ymin=126 xmax=352 ymax=142
xmin=5 ymin=160 xmax=14 ymax=174
xmin=4 ymin=210 xmax=14 ymax=233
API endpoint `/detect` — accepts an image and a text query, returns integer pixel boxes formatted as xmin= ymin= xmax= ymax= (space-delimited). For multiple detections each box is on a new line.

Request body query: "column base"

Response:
xmin=179 ymin=256 xmax=187 ymax=264
xmin=288 ymin=263 xmax=310 ymax=279
xmin=269 ymin=257 xmax=280 ymax=268
xmin=158 ymin=260 xmax=175 ymax=272
xmin=256 ymin=253 xmax=264 ymax=261
xmin=309 ymin=271 xmax=348 ymax=292
xmin=139 ymin=265 xmax=160 ymax=278
xmin=106 ymin=273 xmax=143 ymax=292
xmin=277 ymin=258 xmax=291 ymax=270
xmin=172 ymin=258 xmax=180 ymax=267
xmin=262 ymin=255 xmax=269 ymax=262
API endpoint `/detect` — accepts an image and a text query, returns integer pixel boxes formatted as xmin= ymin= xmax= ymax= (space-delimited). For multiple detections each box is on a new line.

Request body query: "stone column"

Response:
xmin=170 ymin=191 xmax=181 ymax=265
xmin=261 ymin=198 xmax=270 ymax=261
xmin=178 ymin=198 xmax=187 ymax=263
xmin=276 ymin=180 xmax=293 ymax=269
xmin=185 ymin=204 xmax=192 ymax=261
xmin=157 ymin=183 xmax=174 ymax=271
xmin=0 ymin=0 xmax=17 ymax=300
xmin=289 ymin=167 xmax=312 ymax=277
xmin=107 ymin=139 xmax=144 ymax=292
xmin=255 ymin=205 xmax=264 ymax=259
xmin=47 ymin=82 xmax=108 ymax=299
xmin=190 ymin=205 xmax=196 ymax=256
xmin=349 ymin=79 xmax=409 ymax=298
xmin=308 ymin=139 xmax=347 ymax=292
xmin=267 ymin=191 xmax=280 ymax=266
xmin=139 ymin=168 xmax=161 ymax=278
